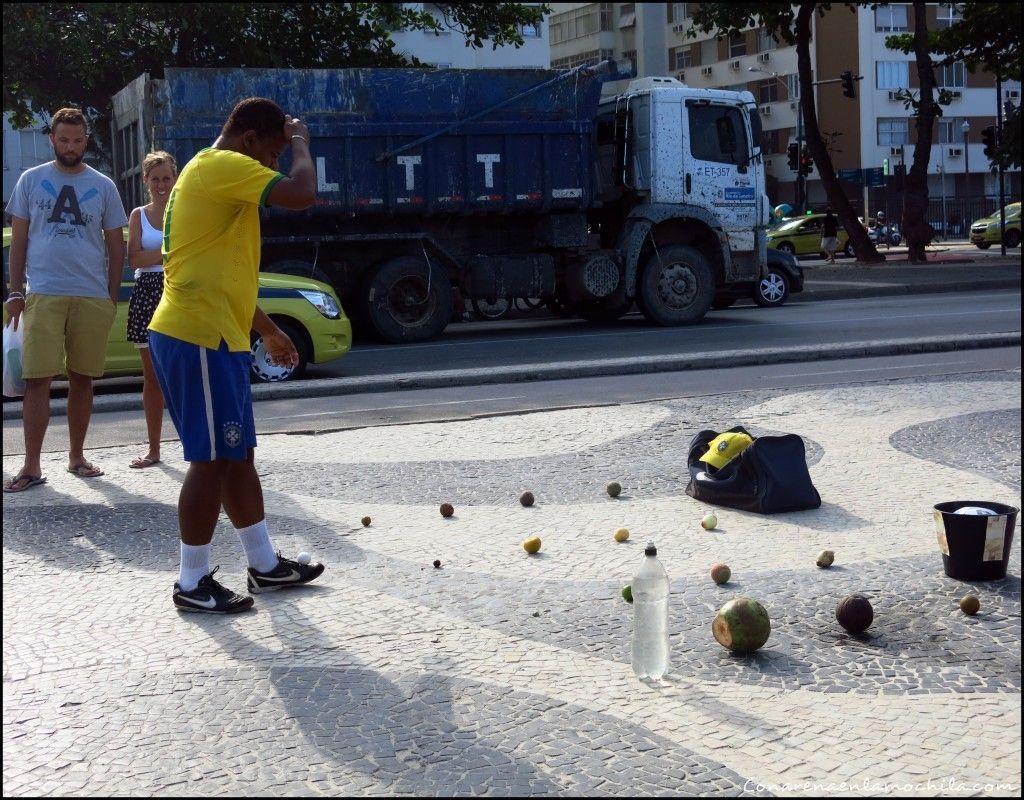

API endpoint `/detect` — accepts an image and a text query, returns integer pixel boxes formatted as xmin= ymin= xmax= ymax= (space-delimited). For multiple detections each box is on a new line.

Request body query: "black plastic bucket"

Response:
xmin=933 ymin=501 xmax=1019 ymax=581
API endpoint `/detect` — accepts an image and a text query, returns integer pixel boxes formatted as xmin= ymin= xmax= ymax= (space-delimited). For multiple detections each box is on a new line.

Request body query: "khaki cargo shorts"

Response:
xmin=22 ymin=294 xmax=116 ymax=379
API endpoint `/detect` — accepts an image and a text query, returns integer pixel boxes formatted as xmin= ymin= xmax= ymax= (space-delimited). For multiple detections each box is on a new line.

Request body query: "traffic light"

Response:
xmin=787 ymin=142 xmax=800 ymax=171
xmin=841 ymin=70 xmax=856 ymax=99
xmin=882 ymin=157 xmax=889 ymax=176
xmin=798 ymin=150 xmax=813 ymax=176
xmin=981 ymin=125 xmax=998 ymax=158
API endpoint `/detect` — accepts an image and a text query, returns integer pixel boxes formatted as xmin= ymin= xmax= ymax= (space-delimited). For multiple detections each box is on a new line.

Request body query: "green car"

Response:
xmin=3 ymin=228 xmax=351 ymax=382
xmin=970 ymin=202 xmax=1021 ymax=249
xmin=767 ymin=213 xmax=853 ymax=258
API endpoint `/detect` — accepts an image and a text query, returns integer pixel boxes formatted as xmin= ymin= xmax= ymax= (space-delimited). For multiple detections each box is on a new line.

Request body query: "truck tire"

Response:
xmin=364 ymin=256 xmax=452 ymax=343
xmin=636 ymin=245 xmax=715 ymax=326
xmin=250 ymin=319 xmax=309 ymax=383
xmin=262 ymin=259 xmax=332 ymax=286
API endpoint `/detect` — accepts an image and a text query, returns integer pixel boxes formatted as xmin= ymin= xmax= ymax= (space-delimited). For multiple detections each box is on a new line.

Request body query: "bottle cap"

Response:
xmin=645 ymin=541 xmax=657 ymax=556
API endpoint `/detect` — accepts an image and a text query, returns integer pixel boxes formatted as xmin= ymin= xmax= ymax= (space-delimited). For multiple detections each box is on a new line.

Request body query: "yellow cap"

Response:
xmin=700 ymin=432 xmax=754 ymax=470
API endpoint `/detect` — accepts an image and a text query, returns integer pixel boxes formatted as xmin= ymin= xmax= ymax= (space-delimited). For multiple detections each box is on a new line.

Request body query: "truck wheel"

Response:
xmin=470 ymin=296 xmax=512 ymax=321
xmin=364 ymin=256 xmax=452 ymax=343
xmin=250 ymin=319 xmax=309 ymax=383
xmin=637 ymin=245 xmax=715 ymax=326
xmin=576 ymin=294 xmax=633 ymax=324
xmin=263 ymin=259 xmax=332 ymax=286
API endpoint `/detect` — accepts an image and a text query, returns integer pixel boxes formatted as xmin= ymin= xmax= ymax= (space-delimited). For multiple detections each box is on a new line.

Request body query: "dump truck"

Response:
xmin=112 ymin=62 xmax=768 ymax=343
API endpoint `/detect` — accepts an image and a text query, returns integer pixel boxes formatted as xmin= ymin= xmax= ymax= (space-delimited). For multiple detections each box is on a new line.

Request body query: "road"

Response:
xmin=331 ymin=289 xmax=1020 ymax=380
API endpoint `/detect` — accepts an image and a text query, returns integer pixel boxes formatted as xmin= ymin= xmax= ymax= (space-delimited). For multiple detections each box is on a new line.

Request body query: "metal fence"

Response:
xmin=874 ymin=197 xmax=1018 ymax=240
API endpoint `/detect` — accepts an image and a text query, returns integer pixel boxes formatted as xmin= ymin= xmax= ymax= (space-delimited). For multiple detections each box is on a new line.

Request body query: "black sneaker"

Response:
xmin=173 ymin=566 xmax=254 ymax=614
xmin=247 ymin=553 xmax=325 ymax=594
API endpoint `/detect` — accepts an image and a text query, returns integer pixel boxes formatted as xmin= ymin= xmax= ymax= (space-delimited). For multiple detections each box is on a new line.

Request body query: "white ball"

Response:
xmin=297 ymin=552 xmax=312 ymax=565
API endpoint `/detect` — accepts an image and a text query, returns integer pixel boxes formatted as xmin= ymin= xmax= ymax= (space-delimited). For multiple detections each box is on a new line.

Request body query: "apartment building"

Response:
xmin=549 ymin=2 xmax=1020 ymax=222
xmin=3 ymin=112 xmax=52 ymax=206
xmin=390 ymin=2 xmax=550 ymax=68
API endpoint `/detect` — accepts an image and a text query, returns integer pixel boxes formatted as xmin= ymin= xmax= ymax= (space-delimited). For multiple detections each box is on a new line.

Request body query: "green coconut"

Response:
xmin=712 ymin=596 xmax=770 ymax=653
xmin=606 ymin=481 xmax=622 ymax=498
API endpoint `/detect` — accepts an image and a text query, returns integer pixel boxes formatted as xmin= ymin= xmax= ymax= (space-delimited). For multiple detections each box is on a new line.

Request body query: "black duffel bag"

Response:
xmin=684 ymin=425 xmax=821 ymax=514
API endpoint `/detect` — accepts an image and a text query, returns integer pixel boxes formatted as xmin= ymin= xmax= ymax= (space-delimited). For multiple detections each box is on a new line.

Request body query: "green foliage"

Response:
xmin=2 ymin=2 xmax=546 ymax=158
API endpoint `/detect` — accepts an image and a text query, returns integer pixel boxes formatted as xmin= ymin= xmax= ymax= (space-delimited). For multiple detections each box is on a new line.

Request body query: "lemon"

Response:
xmin=614 ymin=527 xmax=630 ymax=542
xmin=522 ymin=536 xmax=542 ymax=554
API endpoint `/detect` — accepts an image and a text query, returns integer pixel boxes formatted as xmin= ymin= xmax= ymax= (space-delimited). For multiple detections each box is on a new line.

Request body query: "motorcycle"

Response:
xmin=869 ymin=222 xmax=902 ymax=247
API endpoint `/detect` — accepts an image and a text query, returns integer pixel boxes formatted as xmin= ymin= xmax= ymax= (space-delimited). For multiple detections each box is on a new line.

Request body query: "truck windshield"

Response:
xmin=688 ymin=104 xmax=749 ymax=165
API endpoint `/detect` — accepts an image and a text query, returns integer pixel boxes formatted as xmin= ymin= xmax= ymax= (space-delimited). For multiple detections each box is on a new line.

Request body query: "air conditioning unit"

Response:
xmin=672 ymin=23 xmax=687 ymax=33
xmin=947 ymin=147 xmax=962 ymax=157
xmin=765 ymin=158 xmax=773 ymax=168
xmin=760 ymin=105 xmax=772 ymax=116
xmin=758 ymin=53 xmax=770 ymax=63
xmin=701 ymin=66 xmax=713 ymax=77
xmin=890 ymin=146 xmax=903 ymax=156
xmin=675 ymin=70 xmax=686 ymax=82
xmin=790 ymin=101 xmax=798 ymax=110
xmin=1005 ymin=89 xmax=1020 ymax=100
xmin=887 ymin=90 xmax=901 ymax=101
xmin=948 ymin=90 xmax=962 ymax=100
xmin=729 ymin=59 xmax=741 ymax=71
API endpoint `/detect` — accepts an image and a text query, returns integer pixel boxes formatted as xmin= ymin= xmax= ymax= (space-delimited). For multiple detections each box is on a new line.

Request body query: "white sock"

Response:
xmin=179 ymin=542 xmax=211 ymax=591
xmin=234 ymin=519 xmax=279 ymax=573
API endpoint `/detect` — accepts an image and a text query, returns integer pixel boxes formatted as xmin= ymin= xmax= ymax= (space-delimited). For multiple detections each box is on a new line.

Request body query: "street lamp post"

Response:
xmin=750 ymin=67 xmax=803 ymax=211
xmin=961 ymin=119 xmax=970 ymax=235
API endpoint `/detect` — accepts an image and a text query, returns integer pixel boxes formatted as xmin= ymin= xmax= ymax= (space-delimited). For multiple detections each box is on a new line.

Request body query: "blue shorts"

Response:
xmin=149 ymin=331 xmax=256 ymax=462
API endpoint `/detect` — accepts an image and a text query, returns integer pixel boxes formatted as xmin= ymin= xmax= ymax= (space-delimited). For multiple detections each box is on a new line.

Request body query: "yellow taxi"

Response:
xmin=767 ymin=213 xmax=854 ymax=257
xmin=970 ymin=202 xmax=1021 ymax=249
xmin=3 ymin=228 xmax=351 ymax=382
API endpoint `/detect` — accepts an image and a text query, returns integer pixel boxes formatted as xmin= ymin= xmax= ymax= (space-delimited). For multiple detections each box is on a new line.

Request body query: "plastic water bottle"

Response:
xmin=631 ymin=541 xmax=670 ymax=679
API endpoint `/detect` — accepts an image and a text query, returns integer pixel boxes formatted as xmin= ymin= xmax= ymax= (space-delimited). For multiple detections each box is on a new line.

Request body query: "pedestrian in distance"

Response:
xmin=821 ymin=207 xmax=839 ymax=263
xmin=146 ymin=97 xmax=324 ymax=614
xmin=3 ymin=107 xmax=128 ymax=493
xmin=126 ymin=151 xmax=177 ymax=469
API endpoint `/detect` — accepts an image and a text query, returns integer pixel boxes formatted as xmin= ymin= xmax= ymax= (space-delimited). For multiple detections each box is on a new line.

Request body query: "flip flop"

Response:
xmin=129 ymin=456 xmax=161 ymax=469
xmin=3 ymin=474 xmax=47 ymax=493
xmin=67 ymin=462 xmax=104 ymax=478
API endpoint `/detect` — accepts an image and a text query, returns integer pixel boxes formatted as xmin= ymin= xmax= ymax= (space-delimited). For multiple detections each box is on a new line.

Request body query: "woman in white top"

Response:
xmin=126 ymin=151 xmax=177 ymax=468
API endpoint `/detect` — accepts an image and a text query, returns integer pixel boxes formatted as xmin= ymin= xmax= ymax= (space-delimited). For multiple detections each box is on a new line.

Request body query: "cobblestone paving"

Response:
xmin=3 ymin=372 xmax=1021 ymax=797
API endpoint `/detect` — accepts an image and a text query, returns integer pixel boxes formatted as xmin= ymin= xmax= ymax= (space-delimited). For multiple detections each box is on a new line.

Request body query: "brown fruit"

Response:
xmin=440 ymin=503 xmax=455 ymax=518
xmin=816 ymin=550 xmax=835 ymax=568
xmin=361 ymin=516 xmax=371 ymax=527
xmin=519 ymin=491 xmax=535 ymax=507
xmin=959 ymin=595 xmax=980 ymax=615
xmin=836 ymin=594 xmax=873 ymax=634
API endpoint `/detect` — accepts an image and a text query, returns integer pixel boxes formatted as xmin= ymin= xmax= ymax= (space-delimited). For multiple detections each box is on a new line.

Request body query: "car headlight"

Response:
xmin=297 ymin=290 xmax=341 ymax=319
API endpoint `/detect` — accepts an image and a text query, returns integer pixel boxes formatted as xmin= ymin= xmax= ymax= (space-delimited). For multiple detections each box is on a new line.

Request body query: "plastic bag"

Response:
xmin=3 ymin=321 xmax=26 ymax=397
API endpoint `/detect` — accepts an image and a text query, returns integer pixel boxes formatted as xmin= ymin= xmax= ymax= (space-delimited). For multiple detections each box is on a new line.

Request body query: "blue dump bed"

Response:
xmin=154 ymin=66 xmax=607 ymax=216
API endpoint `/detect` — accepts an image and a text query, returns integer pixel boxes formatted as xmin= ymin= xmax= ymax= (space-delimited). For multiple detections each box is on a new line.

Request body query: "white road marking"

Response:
xmin=261 ymin=395 xmax=525 ymax=420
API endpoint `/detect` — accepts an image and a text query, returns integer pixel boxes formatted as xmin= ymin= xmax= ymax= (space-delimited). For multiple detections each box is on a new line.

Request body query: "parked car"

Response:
xmin=712 ymin=248 xmax=804 ymax=309
xmin=970 ymin=202 xmax=1021 ymax=249
xmin=767 ymin=213 xmax=853 ymax=257
xmin=3 ymin=228 xmax=352 ymax=382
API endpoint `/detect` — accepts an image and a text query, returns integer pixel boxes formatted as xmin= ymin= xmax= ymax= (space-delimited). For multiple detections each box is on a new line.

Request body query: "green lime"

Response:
xmin=621 ymin=584 xmax=633 ymax=603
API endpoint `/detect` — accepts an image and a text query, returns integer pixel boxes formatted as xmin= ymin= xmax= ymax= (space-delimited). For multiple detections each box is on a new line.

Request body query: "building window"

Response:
xmin=938 ymin=116 xmax=966 ymax=144
xmin=877 ymin=118 xmax=909 ymax=146
xmin=876 ymin=61 xmax=910 ymax=89
xmin=600 ymin=3 xmax=614 ymax=31
xmin=875 ymin=4 xmax=909 ymax=32
xmin=757 ymin=28 xmax=776 ymax=53
xmin=759 ymin=80 xmax=779 ymax=104
xmin=622 ymin=49 xmax=637 ymax=70
xmin=551 ymin=49 xmax=615 ymax=70
xmin=936 ymin=60 xmax=966 ymax=88
xmin=519 ymin=21 xmax=541 ymax=38
xmin=619 ymin=3 xmax=634 ymax=15
xmin=550 ymin=5 xmax=601 ymax=44
xmin=786 ymin=73 xmax=800 ymax=101
xmin=668 ymin=3 xmax=688 ymax=24
xmin=729 ymin=33 xmax=746 ymax=58
xmin=936 ymin=3 xmax=962 ymax=28
xmin=761 ymin=129 xmax=781 ymax=154
xmin=670 ymin=45 xmax=691 ymax=71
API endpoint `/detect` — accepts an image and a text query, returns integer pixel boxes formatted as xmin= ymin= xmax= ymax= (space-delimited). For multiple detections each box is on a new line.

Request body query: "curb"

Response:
xmin=4 ymin=332 xmax=1019 ymax=421
xmin=800 ymin=277 xmax=1020 ymax=301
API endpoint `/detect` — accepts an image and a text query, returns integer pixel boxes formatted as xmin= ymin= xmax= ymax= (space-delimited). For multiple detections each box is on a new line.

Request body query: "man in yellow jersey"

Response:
xmin=148 ymin=97 xmax=323 ymax=614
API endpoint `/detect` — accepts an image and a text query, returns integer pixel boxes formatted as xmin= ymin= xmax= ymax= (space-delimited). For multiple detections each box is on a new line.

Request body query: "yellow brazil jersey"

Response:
xmin=148 ymin=148 xmax=284 ymax=351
